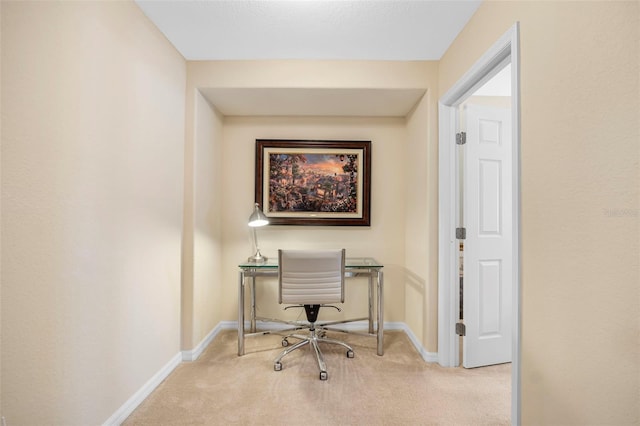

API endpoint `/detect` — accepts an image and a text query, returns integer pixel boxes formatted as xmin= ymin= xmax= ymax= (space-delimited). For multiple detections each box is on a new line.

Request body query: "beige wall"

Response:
xmin=181 ymin=90 xmax=224 ymax=350
xmin=187 ymin=60 xmax=434 ymax=90
xmin=440 ymin=1 xmax=639 ymax=424
xmin=405 ymin=86 xmax=440 ymax=352
xmin=193 ymin=95 xmax=224 ymax=345
xmin=221 ymin=116 xmax=408 ymax=323
xmin=1 ymin=1 xmax=186 ymax=424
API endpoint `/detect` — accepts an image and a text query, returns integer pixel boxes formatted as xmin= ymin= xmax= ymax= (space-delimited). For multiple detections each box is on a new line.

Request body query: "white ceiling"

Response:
xmin=135 ymin=0 xmax=482 ymax=61
xmin=135 ymin=0 xmax=484 ymax=116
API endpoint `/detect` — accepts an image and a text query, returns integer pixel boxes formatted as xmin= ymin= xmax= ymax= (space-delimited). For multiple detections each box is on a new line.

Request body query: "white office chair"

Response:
xmin=273 ymin=249 xmax=354 ymax=380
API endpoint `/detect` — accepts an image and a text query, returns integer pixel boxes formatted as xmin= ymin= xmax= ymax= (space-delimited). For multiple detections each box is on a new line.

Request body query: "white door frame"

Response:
xmin=437 ymin=23 xmax=521 ymax=424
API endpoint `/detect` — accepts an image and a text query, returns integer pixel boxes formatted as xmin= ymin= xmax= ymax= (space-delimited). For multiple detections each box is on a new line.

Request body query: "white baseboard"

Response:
xmin=103 ymin=352 xmax=182 ymax=426
xmin=393 ymin=322 xmax=439 ymax=363
xmin=181 ymin=320 xmax=437 ymax=364
xmin=104 ymin=320 xmax=436 ymax=425
xmin=181 ymin=321 xmax=236 ymax=361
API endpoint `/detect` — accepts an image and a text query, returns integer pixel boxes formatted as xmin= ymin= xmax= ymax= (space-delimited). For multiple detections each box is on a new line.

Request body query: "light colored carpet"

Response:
xmin=124 ymin=329 xmax=510 ymax=425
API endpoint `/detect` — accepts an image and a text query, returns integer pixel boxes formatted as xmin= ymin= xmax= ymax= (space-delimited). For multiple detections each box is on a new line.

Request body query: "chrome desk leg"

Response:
xmin=250 ymin=276 xmax=257 ymax=333
xmin=238 ymin=271 xmax=245 ymax=356
xmin=368 ymin=273 xmax=374 ymax=334
xmin=377 ymin=270 xmax=384 ymax=356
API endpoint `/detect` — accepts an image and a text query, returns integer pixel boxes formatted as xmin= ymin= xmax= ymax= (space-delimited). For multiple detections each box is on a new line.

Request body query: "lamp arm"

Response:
xmin=252 ymin=227 xmax=259 ymax=252
xmin=248 ymin=226 xmax=267 ymax=262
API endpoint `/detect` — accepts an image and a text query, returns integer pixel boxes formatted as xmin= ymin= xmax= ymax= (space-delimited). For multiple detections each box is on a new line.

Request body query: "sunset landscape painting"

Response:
xmin=268 ymin=152 xmax=358 ymax=214
xmin=255 ymin=140 xmax=371 ymax=226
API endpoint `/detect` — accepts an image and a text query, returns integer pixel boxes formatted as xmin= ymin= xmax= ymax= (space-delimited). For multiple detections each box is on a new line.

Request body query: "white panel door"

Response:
xmin=463 ymin=104 xmax=512 ymax=368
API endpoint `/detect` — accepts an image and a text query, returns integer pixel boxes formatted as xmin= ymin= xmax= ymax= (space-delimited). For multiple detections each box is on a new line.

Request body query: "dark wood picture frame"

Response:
xmin=255 ymin=139 xmax=371 ymax=226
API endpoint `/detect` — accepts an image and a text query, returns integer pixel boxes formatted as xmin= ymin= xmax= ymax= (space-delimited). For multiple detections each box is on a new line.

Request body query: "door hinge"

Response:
xmin=456 ymin=322 xmax=466 ymax=336
xmin=456 ymin=131 xmax=467 ymax=145
xmin=456 ymin=227 xmax=466 ymax=240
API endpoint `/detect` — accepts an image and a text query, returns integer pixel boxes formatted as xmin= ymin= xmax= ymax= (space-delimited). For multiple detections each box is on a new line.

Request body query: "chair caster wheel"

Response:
xmin=281 ymin=338 xmax=289 ymax=347
xmin=347 ymin=350 xmax=354 ymax=358
xmin=274 ymin=362 xmax=282 ymax=371
xmin=319 ymin=371 xmax=328 ymax=380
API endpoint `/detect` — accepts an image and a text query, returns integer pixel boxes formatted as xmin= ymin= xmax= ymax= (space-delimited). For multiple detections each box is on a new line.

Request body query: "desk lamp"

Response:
xmin=247 ymin=203 xmax=269 ymax=263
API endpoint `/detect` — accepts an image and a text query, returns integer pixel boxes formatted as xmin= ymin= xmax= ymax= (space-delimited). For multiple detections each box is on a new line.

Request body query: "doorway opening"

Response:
xmin=437 ymin=23 xmax=521 ymax=424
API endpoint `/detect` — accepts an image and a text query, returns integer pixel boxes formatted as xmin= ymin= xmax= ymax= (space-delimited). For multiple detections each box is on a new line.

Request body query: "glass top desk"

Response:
xmin=238 ymin=257 xmax=384 ymax=356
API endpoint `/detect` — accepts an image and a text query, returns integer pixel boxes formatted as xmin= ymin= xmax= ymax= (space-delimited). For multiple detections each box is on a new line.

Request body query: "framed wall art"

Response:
xmin=255 ymin=139 xmax=371 ymax=226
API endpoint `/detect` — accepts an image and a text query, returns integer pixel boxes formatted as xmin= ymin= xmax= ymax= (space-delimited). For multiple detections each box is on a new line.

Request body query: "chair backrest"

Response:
xmin=278 ymin=249 xmax=346 ymax=305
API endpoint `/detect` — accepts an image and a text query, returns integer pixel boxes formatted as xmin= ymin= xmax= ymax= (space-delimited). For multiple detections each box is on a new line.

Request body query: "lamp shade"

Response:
xmin=247 ymin=203 xmax=269 ymax=263
xmin=248 ymin=203 xmax=269 ymax=227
